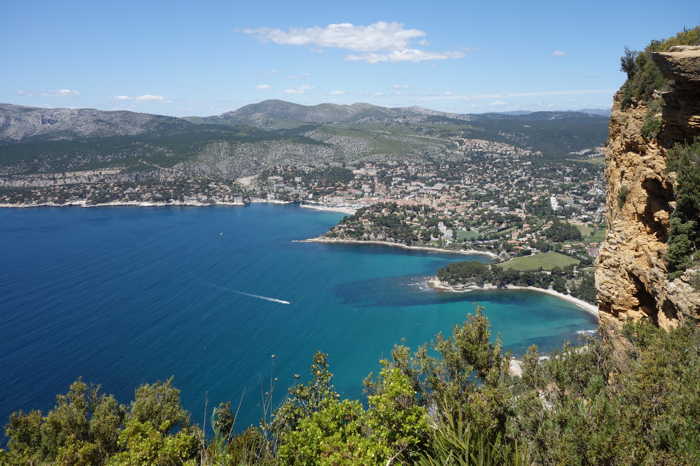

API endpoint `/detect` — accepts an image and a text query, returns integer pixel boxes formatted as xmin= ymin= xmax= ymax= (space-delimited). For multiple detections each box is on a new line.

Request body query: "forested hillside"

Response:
xmin=0 ymin=102 xmax=608 ymax=178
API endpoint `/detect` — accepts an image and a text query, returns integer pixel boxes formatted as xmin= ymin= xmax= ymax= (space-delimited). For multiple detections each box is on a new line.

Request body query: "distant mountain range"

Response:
xmin=0 ymin=100 xmax=609 ymax=178
xmin=183 ymin=100 xmax=473 ymax=129
xmin=0 ymin=103 xmax=192 ymax=143
xmin=0 ymin=100 xmax=610 ymax=143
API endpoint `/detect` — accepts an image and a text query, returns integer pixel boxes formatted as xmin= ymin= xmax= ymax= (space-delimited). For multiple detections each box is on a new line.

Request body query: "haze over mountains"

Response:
xmin=0 ymin=100 xmax=609 ymax=142
xmin=0 ymin=99 xmax=609 ymax=179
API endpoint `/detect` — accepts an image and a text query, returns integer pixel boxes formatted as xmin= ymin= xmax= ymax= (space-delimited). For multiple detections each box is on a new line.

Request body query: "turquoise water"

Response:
xmin=0 ymin=204 xmax=596 ymax=431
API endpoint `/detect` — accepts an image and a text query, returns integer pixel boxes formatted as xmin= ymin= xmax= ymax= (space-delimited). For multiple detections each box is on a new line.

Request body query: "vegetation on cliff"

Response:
xmin=598 ymin=28 xmax=700 ymax=329
xmin=3 ymin=311 xmax=699 ymax=465
xmin=619 ymin=26 xmax=700 ymax=109
xmin=666 ymin=139 xmax=700 ymax=279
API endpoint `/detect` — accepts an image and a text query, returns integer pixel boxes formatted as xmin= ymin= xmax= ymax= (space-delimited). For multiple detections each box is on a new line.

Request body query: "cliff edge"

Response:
xmin=596 ymin=44 xmax=700 ymax=342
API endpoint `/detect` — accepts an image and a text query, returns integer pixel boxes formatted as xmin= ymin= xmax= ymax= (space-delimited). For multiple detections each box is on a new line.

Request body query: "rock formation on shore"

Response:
xmin=596 ymin=45 xmax=700 ymax=342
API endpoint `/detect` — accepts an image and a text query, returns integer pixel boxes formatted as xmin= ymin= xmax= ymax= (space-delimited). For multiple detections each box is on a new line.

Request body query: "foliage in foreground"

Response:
xmin=3 ymin=309 xmax=700 ymax=465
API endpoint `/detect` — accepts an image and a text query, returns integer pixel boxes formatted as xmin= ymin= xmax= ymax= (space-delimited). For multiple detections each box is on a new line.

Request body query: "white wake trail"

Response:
xmin=232 ymin=290 xmax=291 ymax=305
xmin=201 ymin=281 xmax=291 ymax=305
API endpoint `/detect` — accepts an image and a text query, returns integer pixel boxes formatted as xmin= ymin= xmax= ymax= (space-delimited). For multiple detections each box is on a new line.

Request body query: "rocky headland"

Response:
xmin=596 ymin=45 xmax=700 ymax=342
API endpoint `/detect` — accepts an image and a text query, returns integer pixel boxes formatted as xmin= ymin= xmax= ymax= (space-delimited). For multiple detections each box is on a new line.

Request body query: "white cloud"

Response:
xmin=114 ymin=94 xmax=166 ymax=102
xmin=284 ymin=84 xmax=313 ymax=95
xmin=241 ymin=21 xmax=425 ymax=52
xmin=240 ymin=21 xmax=467 ymax=65
xmin=256 ymin=84 xmax=272 ymax=89
xmin=136 ymin=94 xmax=165 ymax=101
xmin=329 ymin=90 xmax=346 ymax=95
xmin=392 ymin=84 xmax=409 ymax=89
xmin=17 ymin=89 xmax=80 ymax=97
xmin=53 ymin=89 xmax=80 ymax=96
xmin=346 ymin=49 xmax=465 ymax=63
xmin=489 ymin=100 xmax=508 ymax=106
xmin=552 ymin=50 xmax=566 ymax=56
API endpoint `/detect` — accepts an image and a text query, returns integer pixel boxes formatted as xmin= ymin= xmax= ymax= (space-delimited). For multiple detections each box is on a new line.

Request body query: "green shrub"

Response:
xmin=641 ymin=100 xmax=663 ymax=139
xmin=619 ymin=27 xmax=700 ymax=109
xmin=620 ymin=47 xmax=639 ymax=79
xmin=617 ymin=184 xmax=630 ymax=208
xmin=4 ymin=312 xmax=700 ymax=465
xmin=3 ymin=378 xmax=201 ymax=465
xmin=666 ymin=139 xmax=700 ymax=277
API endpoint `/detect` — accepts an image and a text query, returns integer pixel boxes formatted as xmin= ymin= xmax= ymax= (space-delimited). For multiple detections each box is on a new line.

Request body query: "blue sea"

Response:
xmin=0 ymin=204 xmax=596 ymax=432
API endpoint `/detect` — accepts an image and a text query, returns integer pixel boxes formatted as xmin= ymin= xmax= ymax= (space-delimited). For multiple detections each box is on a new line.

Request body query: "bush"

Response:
xmin=3 ymin=378 xmax=201 ymax=465
xmin=4 ymin=312 xmax=700 ymax=465
xmin=543 ymin=219 xmax=583 ymax=242
xmin=641 ymin=108 xmax=662 ymax=140
xmin=666 ymin=139 xmax=700 ymax=277
xmin=617 ymin=184 xmax=630 ymax=208
xmin=620 ymin=47 xmax=639 ymax=79
xmin=619 ymin=27 xmax=700 ymax=109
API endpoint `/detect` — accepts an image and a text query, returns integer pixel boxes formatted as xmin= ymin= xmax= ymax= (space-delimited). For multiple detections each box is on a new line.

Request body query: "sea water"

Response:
xmin=0 ymin=204 xmax=596 ymax=431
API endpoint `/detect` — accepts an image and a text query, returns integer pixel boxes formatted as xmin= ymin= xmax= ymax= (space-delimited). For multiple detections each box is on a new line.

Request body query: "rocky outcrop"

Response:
xmin=596 ymin=47 xmax=700 ymax=341
xmin=653 ymin=46 xmax=700 ymax=143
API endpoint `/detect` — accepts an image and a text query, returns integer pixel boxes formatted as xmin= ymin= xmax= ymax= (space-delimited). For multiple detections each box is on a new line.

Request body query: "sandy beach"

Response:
xmin=299 ymin=204 xmax=357 ymax=215
xmin=248 ymin=199 xmax=293 ymax=205
xmin=299 ymin=237 xmax=499 ymax=258
xmin=428 ymin=277 xmax=598 ymax=316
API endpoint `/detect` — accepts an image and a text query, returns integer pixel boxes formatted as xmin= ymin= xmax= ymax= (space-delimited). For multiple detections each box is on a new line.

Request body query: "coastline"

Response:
xmin=0 ymin=199 xmax=356 ymax=214
xmin=298 ymin=236 xmax=499 ymax=259
xmin=298 ymin=203 xmax=357 ymax=215
xmin=0 ymin=200 xmax=246 ymax=209
xmin=248 ymin=198 xmax=293 ymax=205
xmin=428 ymin=278 xmax=598 ymax=316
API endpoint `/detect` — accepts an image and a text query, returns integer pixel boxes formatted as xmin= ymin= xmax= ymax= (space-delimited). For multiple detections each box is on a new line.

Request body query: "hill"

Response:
xmin=0 ymin=100 xmax=609 ymax=179
xmin=0 ymin=103 xmax=193 ymax=143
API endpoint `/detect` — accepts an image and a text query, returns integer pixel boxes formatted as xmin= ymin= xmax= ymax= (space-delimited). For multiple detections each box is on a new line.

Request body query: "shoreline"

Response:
xmin=0 ymin=199 xmax=301 ymax=209
xmin=298 ymin=236 xmax=499 ymax=259
xmin=248 ymin=198 xmax=293 ymax=205
xmin=0 ymin=199 xmax=357 ymax=215
xmin=428 ymin=278 xmax=598 ymax=316
xmin=0 ymin=200 xmax=247 ymax=209
xmin=298 ymin=203 xmax=357 ymax=215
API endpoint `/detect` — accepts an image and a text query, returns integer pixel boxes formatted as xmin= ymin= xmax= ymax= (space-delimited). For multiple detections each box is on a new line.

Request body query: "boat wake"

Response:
xmin=200 ymin=281 xmax=291 ymax=305
xmin=231 ymin=290 xmax=291 ymax=305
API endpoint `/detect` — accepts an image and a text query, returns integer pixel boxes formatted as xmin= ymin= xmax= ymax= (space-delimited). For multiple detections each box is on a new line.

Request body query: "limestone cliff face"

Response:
xmin=596 ymin=46 xmax=700 ymax=339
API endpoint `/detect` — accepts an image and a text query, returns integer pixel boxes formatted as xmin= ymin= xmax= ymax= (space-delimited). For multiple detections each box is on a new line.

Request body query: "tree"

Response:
xmin=3 ymin=379 xmax=201 ymax=466
xmin=620 ymin=47 xmax=639 ymax=78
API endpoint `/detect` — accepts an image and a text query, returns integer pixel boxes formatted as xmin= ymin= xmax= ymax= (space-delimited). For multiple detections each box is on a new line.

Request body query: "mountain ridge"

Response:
xmin=1 ymin=100 xmax=608 ymax=144
xmin=0 ymin=103 xmax=194 ymax=143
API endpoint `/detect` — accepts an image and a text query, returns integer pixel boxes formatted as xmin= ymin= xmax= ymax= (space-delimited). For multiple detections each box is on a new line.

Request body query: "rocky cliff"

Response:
xmin=596 ymin=45 xmax=700 ymax=341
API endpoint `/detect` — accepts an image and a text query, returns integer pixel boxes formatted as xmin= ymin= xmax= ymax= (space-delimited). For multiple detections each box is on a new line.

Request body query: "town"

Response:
xmin=0 ymin=136 xmax=605 ymax=303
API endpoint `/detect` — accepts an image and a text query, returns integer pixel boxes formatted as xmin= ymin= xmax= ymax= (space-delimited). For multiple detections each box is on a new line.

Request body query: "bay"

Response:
xmin=0 ymin=204 xmax=596 ymax=431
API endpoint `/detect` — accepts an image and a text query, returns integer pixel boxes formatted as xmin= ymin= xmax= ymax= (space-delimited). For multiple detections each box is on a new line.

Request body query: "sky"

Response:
xmin=2 ymin=0 xmax=698 ymax=116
